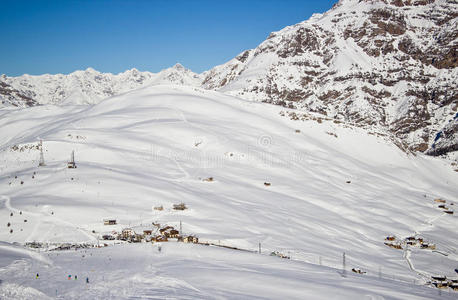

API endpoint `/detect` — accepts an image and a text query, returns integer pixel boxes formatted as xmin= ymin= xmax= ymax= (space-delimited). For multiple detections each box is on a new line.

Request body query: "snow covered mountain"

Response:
xmin=0 ymin=85 xmax=457 ymax=298
xmin=0 ymin=63 xmax=202 ymax=107
xmin=2 ymin=1 xmax=458 ymax=297
xmin=202 ymin=0 xmax=458 ymax=155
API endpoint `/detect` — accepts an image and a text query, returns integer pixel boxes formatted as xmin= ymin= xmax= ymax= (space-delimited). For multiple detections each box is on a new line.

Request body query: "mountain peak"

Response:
xmin=172 ymin=63 xmax=185 ymax=70
xmin=84 ymin=67 xmax=98 ymax=73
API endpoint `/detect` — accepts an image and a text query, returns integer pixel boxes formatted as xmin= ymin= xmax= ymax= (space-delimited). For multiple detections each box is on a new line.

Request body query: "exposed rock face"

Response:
xmin=0 ymin=64 xmax=202 ymax=107
xmin=202 ymin=0 xmax=457 ymax=155
xmin=0 ymin=80 xmax=38 ymax=107
xmin=427 ymin=113 xmax=458 ymax=156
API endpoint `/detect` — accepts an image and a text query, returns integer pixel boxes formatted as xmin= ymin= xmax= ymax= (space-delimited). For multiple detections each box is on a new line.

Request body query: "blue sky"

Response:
xmin=0 ymin=0 xmax=336 ymax=76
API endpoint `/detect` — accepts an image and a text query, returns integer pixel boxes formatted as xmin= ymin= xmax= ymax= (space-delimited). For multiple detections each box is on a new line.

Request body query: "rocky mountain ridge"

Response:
xmin=0 ymin=63 xmax=201 ymax=107
xmin=202 ymin=0 xmax=457 ymax=156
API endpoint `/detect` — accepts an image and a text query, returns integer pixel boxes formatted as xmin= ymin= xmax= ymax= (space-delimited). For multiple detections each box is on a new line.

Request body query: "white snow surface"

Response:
xmin=1 ymin=242 xmax=457 ymax=299
xmin=0 ymin=85 xmax=457 ymax=298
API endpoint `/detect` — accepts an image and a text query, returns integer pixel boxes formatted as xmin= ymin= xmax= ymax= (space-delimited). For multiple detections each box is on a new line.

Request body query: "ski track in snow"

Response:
xmin=1 ymin=195 xmax=97 ymax=243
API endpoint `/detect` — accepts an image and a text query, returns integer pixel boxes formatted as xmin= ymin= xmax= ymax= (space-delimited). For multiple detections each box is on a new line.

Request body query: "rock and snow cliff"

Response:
xmin=203 ymin=0 xmax=457 ymax=155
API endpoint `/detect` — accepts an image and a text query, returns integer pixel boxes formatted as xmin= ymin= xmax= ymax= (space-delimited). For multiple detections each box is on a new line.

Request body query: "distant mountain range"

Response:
xmin=0 ymin=63 xmax=202 ymax=107
xmin=1 ymin=0 xmax=456 ymax=157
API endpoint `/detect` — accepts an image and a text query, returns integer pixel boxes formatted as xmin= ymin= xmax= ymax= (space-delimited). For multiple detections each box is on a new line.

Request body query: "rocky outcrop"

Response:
xmin=427 ymin=114 xmax=458 ymax=156
xmin=0 ymin=80 xmax=38 ymax=107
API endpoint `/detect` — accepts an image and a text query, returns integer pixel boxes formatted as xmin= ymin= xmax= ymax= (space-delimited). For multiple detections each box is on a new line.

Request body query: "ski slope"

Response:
xmin=0 ymin=85 xmax=457 ymax=298
xmin=1 ymin=242 xmax=456 ymax=299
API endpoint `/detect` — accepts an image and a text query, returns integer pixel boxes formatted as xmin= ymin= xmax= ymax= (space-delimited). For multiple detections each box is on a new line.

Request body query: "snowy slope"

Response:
xmin=1 ymin=242 xmax=457 ymax=299
xmin=202 ymin=0 xmax=458 ymax=155
xmin=0 ymin=85 xmax=457 ymax=297
xmin=0 ymin=63 xmax=202 ymax=107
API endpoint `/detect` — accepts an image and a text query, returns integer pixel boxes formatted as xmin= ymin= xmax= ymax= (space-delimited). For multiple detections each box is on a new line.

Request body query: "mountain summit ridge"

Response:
xmin=0 ymin=64 xmax=202 ymax=107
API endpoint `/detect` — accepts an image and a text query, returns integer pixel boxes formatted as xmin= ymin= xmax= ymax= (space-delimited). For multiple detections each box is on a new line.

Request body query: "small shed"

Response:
xmin=432 ymin=275 xmax=447 ymax=281
xmin=173 ymin=203 xmax=187 ymax=210
xmin=432 ymin=281 xmax=448 ymax=289
xmin=104 ymin=219 xmax=117 ymax=225
xmin=352 ymin=268 xmax=366 ymax=274
xmin=143 ymin=230 xmax=153 ymax=236
xmin=169 ymin=229 xmax=180 ymax=238
xmin=102 ymin=235 xmax=115 ymax=240
xmin=421 ymin=243 xmax=436 ymax=250
xmin=183 ymin=235 xmax=199 ymax=244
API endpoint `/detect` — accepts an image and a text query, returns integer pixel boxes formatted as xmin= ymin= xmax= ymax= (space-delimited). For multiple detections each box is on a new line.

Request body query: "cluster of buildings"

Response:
xmin=101 ymin=220 xmax=198 ymax=244
xmin=384 ymin=235 xmax=436 ymax=250
xmin=428 ymin=275 xmax=458 ymax=290
xmin=435 ymin=198 xmax=454 ymax=215
xmin=152 ymin=203 xmax=187 ymax=211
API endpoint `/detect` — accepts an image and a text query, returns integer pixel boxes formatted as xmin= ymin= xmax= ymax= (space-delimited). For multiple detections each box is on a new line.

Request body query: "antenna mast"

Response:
xmin=38 ymin=140 xmax=46 ymax=167
xmin=67 ymin=150 xmax=77 ymax=168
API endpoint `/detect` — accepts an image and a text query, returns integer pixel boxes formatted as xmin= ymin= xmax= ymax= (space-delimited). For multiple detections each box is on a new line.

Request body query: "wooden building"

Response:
xmin=104 ymin=219 xmax=117 ymax=225
xmin=183 ymin=235 xmax=199 ymax=243
xmin=173 ymin=203 xmax=187 ymax=210
xmin=122 ymin=228 xmax=135 ymax=239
